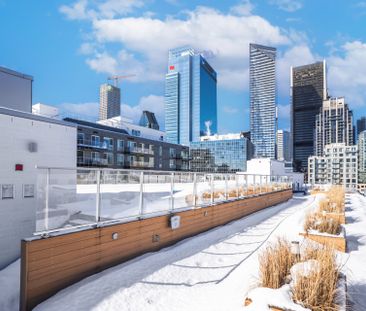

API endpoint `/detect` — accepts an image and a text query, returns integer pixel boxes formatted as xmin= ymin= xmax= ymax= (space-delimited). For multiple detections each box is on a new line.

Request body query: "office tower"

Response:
xmin=308 ymin=143 xmax=358 ymax=190
xmin=314 ymin=97 xmax=354 ymax=156
xmin=139 ymin=110 xmax=159 ymax=130
xmin=357 ymin=117 xmax=366 ymax=138
xmin=249 ymin=43 xmax=277 ymax=159
xmin=0 ymin=66 xmax=33 ymax=112
xmin=291 ymin=61 xmax=327 ymax=172
xmin=165 ymin=47 xmax=217 ymax=146
xmin=99 ymin=83 xmax=121 ymax=120
xmin=277 ymin=130 xmax=292 ymax=161
xmin=190 ymin=133 xmax=249 ymax=173
xmin=359 ymin=130 xmax=366 ymax=184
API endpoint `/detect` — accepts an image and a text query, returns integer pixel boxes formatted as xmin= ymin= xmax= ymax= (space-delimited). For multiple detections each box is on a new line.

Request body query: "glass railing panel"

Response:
xmin=172 ymin=172 xmax=194 ymax=210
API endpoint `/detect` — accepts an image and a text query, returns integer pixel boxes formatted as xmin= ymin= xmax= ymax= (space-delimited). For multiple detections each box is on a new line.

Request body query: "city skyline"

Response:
xmin=1 ymin=1 xmax=366 ymax=134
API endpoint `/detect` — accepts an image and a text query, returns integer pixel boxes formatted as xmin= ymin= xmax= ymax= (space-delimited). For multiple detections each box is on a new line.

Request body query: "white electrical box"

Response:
xmin=170 ymin=215 xmax=181 ymax=230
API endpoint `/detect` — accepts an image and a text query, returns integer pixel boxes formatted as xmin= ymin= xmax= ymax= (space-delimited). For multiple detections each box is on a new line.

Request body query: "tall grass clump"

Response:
xmin=304 ymin=213 xmax=342 ymax=235
xmin=292 ymin=246 xmax=340 ymax=311
xmin=321 ymin=186 xmax=345 ymax=214
xmin=259 ymin=238 xmax=295 ymax=289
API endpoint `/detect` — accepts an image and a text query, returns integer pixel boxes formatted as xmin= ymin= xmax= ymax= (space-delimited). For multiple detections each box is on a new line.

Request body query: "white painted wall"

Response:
xmin=246 ymin=158 xmax=286 ymax=176
xmin=0 ymin=111 xmax=76 ymax=269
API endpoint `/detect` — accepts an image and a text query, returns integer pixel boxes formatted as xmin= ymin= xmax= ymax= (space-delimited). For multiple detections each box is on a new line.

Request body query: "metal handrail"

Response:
xmin=34 ymin=166 xmax=293 ymax=236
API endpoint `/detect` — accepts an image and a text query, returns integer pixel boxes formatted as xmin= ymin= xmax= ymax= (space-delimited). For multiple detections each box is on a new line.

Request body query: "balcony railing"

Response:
xmin=34 ymin=167 xmax=293 ymax=237
xmin=77 ymin=139 xmax=109 ymax=150
xmin=77 ymin=157 xmax=109 ymax=167
xmin=126 ymin=147 xmax=154 ymax=155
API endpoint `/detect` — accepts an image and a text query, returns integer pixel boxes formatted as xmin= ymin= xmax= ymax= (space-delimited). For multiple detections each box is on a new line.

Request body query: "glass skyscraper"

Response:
xmin=165 ymin=47 xmax=217 ymax=146
xmin=291 ymin=61 xmax=327 ymax=172
xmin=190 ymin=134 xmax=248 ymax=173
xmin=249 ymin=44 xmax=277 ymax=159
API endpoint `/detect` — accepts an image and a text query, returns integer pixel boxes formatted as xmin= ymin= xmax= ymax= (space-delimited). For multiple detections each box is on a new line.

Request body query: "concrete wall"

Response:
xmin=0 ymin=112 xmax=76 ymax=269
xmin=0 ymin=68 xmax=32 ymax=112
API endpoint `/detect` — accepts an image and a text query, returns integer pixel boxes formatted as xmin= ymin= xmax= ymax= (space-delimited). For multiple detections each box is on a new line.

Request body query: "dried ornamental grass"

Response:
xmin=259 ymin=238 xmax=295 ymax=289
xmin=292 ymin=247 xmax=340 ymax=311
xmin=304 ymin=213 xmax=342 ymax=235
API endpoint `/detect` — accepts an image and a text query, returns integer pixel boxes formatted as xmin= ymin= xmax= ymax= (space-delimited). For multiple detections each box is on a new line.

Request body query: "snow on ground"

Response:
xmin=33 ymin=195 xmax=318 ymax=311
xmin=340 ymin=193 xmax=366 ymax=309
xmin=0 ymin=259 xmax=20 ymax=311
xmin=2 ymin=193 xmax=365 ymax=311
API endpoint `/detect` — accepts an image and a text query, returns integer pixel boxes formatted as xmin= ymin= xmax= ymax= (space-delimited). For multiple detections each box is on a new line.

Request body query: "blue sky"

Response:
xmin=1 ymin=0 xmax=366 ymax=133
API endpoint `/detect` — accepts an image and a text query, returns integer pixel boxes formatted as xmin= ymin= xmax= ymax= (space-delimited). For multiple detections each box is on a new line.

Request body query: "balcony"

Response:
xmin=126 ymin=147 xmax=154 ymax=155
xmin=126 ymin=161 xmax=154 ymax=168
xmin=77 ymin=157 xmax=109 ymax=167
xmin=77 ymin=139 xmax=109 ymax=150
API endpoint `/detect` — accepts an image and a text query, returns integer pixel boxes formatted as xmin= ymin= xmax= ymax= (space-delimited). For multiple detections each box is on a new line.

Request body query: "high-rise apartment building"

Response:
xmin=99 ymin=84 xmax=121 ymax=120
xmin=249 ymin=44 xmax=277 ymax=159
xmin=165 ymin=47 xmax=217 ymax=146
xmin=291 ymin=61 xmax=327 ymax=172
xmin=357 ymin=117 xmax=366 ymax=138
xmin=308 ymin=143 xmax=358 ymax=190
xmin=359 ymin=130 xmax=366 ymax=184
xmin=277 ymin=130 xmax=292 ymax=161
xmin=314 ymin=97 xmax=354 ymax=156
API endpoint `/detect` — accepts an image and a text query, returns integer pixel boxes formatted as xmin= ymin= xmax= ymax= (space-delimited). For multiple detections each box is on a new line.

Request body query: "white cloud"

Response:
xmin=277 ymin=44 xmax=317 ymax=96
xmin=59 ymin=102 xmax=99 ymax=119
xmin=59 ymin=94 xmax=165 ymax=128
xmin=86 ymin=6 xmax=290 ymax=89
xmin=269 ymin=0 xmax=303 ymax=12
xmin=122 ymin=95 xmax=165 ymax=128
xmin=60 ymin=0 xmax=144 ymax=20
xmin=327 ymin=41 xmax=366 ymax=107
xmin=230 ymin=0 xmax=254 ymax=16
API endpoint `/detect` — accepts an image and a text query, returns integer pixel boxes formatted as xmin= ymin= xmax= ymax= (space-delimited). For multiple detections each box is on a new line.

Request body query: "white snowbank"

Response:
xmin=244 ymin=285 xmax=310 ymax=311
xmin=0 ymin=260 xmax=20 ymax=311
xmin=33 ymin=195 xmax=317 ymax=311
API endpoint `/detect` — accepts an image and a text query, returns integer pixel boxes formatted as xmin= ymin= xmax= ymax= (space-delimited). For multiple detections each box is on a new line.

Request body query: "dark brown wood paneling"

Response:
xmin=20 ymin=190 xmax=292 ymax=311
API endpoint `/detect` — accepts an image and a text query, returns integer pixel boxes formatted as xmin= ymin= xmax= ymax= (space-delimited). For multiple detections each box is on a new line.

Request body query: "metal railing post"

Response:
xmin=225 ymin=174 xmax=228 ymax=200
xmin=170 ymin=172 xmax=174 ymax=212
xmin=193 ymin=173 xmax=197 ymax=207
xmin=210 ymin=174 xmax=214 ymax=204
xmin=246 ymin=174 xmax=249 ymax=196
xmin=235 ymin=174 xmax=239 ymax=198
xmin=260 ymin=175 xmax=262 ymax=194
xmin=45 ymin=168 xmax=50 ymax=232
xmin=96 ymin=169 xmax=101 ymax=224
xmin=139 ymin=171 xmax=144 ymax=218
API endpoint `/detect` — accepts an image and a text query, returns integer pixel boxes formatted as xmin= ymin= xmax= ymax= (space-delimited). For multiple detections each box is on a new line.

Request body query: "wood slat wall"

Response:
xmin=20 ymin=190 xmax=292 ymax=311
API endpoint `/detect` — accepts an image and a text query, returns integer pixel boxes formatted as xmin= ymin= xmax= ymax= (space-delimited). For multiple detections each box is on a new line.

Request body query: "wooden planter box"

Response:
xmin=300 ymin=230 xmax=346 ymax=252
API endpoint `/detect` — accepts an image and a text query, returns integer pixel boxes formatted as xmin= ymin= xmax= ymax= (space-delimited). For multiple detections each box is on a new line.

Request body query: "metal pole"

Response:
xmin=235 ymin=174 xmax=239 ymax=198
xmin=211 ymin=174 xmax=214 ymax=204
xmin=96 ymin=170 xmax=101 ymax=224
xmin=45 ymin=168 xmax=50 ymax=232
xmin=260 ymin=175 xmax=262 ymax=194
xmin=225 ymin=174 xmax=228 ymax=200
xmin=246 ymin=174 xmax=248 ymax=196
xmin=139 ymin=171 xmax=144 ymax=218
xmin=193 ymin=173 xmax=197 ymax=207
xmin=170 ymin=172 xmax=174 ymax=211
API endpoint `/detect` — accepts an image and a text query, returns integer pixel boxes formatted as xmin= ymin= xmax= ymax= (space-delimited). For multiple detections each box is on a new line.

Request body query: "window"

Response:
xmin=91 ymin=152 xmax=99 ymax=163
xmin=103 ymin=137 xmax=114 ymax=150
xmin=77 ymin=150 xmax=84 ymax=163
xmin=132 ymin=129 xmax=141 ymax=137
xmin=116 ymin=154 xmax=124 ymax=166
xmin=117 ymin=140 xmax=124 ymax=151
xmin=77 ymin=132 xmax=84 ymax=144
xmin=1 ymin=184 xmax=14 ymax=199
xmin=91 ymin=135 xmax=100 ymax=147
xmin=104 ymin=152 xmax=113 ymax=165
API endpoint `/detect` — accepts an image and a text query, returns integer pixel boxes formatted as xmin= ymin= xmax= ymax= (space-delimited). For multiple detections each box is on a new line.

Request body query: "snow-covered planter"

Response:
xmin=300 ymin=227 xmax=346 ymax=252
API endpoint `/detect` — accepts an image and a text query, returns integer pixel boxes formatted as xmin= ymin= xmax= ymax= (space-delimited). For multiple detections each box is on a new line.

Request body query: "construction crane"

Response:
xmin=107 ymin=74 xmax=136 ymax=87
